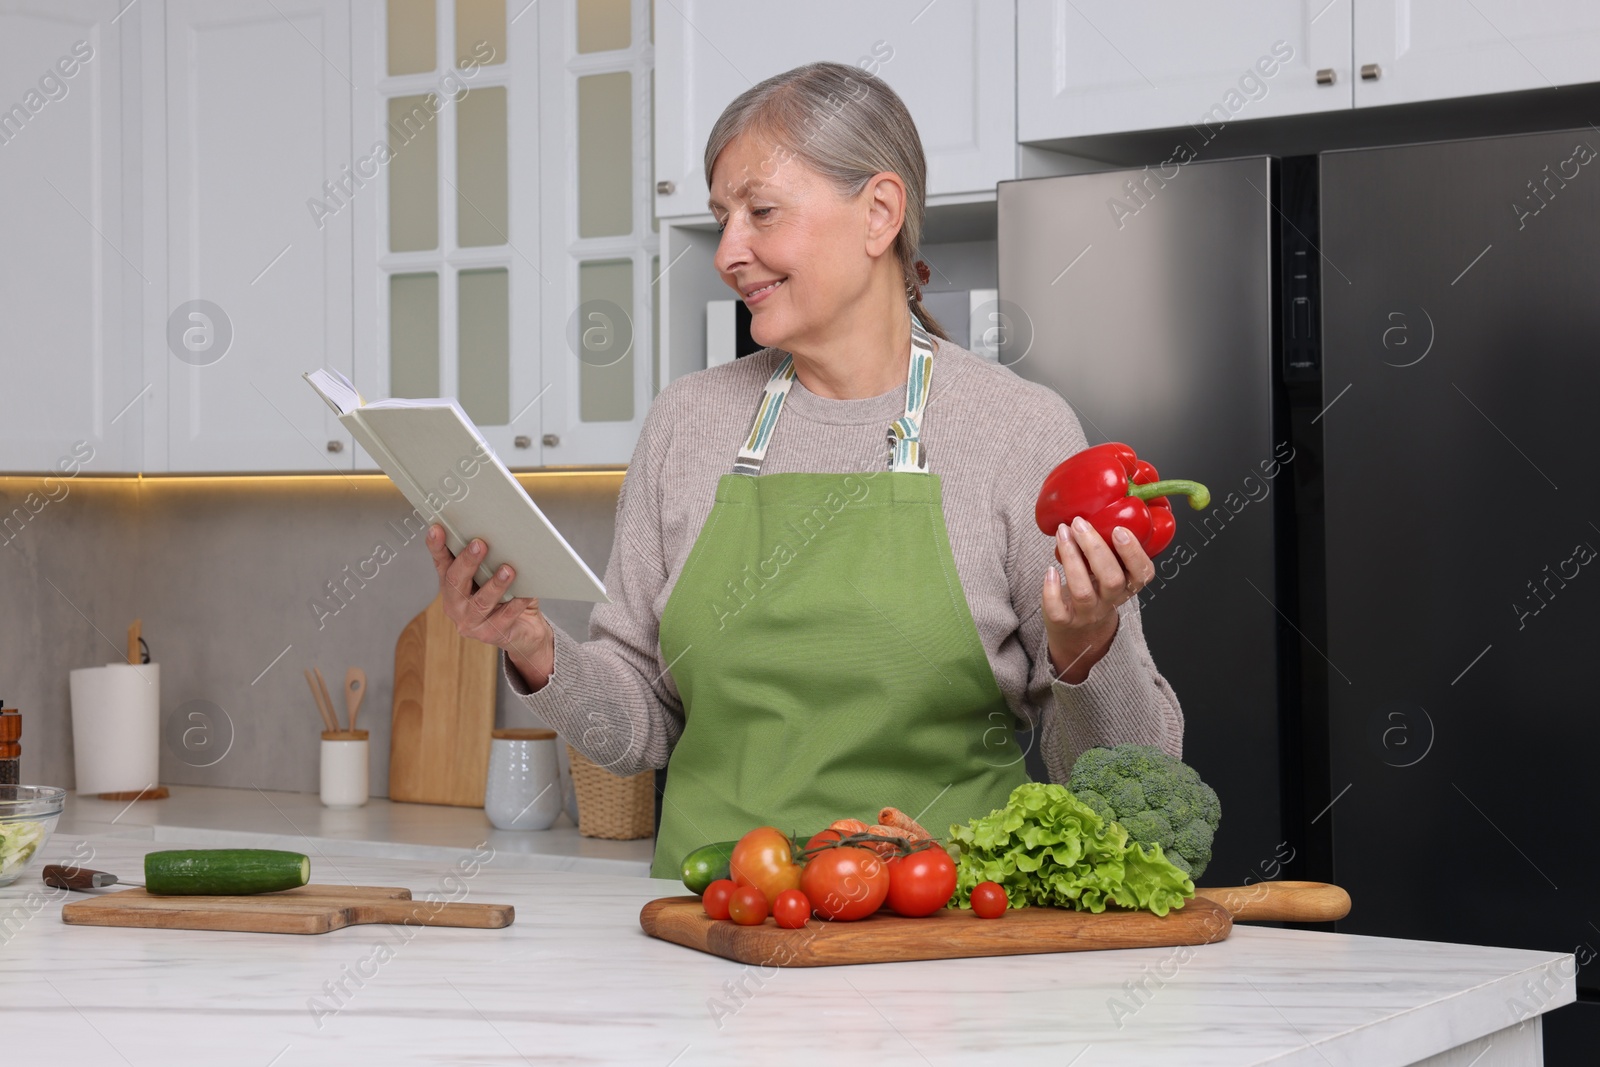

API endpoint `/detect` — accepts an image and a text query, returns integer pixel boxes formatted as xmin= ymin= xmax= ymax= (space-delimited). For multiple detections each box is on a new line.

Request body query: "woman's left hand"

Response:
xmin=1041 ymin=516 xmax=1157 ymax=684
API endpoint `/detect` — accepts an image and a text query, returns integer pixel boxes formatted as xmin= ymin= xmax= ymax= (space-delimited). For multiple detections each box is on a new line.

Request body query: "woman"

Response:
xmin=427 ymin=62 xmax=1183 ymax=878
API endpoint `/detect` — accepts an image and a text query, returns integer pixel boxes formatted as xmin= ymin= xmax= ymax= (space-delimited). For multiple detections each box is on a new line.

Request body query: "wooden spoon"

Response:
xmin=1192 ymin=881 xmax=1350 ymax=923
xmin=344 ymin=668 xmax=367 ymax=733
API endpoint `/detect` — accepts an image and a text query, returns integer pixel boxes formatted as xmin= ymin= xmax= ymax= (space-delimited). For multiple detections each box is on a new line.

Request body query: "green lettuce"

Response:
xmin=949 ymin=782 xmax=1195 ymax=917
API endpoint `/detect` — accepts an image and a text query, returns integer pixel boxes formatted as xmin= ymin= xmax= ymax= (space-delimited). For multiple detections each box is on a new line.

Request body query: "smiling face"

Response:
xmin=708 ymin=131 xmax=903 ymax=356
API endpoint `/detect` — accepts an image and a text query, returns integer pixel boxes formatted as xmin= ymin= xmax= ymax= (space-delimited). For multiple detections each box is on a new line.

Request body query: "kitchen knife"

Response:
xmin=43 ymin=865 xmax=144 ymax=891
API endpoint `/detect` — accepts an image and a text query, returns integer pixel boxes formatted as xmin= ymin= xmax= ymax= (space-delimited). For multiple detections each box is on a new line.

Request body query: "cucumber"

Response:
xmin=144 ymin=849 xmax=310 ymax=896
xmin=680 ymin=841 xmax=738 ymax=895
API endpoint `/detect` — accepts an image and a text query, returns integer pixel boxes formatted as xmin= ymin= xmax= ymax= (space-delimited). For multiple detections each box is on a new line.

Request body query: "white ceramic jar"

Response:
xmin=485 ymin=728 xmax=563 ymax=830
xmin=319 ymin=729 xmax=369 ymax=807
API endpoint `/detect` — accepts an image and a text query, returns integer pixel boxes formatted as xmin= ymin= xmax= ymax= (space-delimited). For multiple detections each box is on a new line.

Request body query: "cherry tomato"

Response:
xmin=728 ymin=884 xmax=769 ymax=926
xmin=731 ymin=826 xmax=803 ymax=906
xmin=970 ymin=881 xmax=1008 ymax=919
xmin=772 ymin=889 xmax=811 ymax=929
xmin=799 ymin=845 xmax=890 ymax=921
xmin=701 ymin=879 xmax=736 ymax=920
xmin=885 ymin=844 xmax=958 ymax=917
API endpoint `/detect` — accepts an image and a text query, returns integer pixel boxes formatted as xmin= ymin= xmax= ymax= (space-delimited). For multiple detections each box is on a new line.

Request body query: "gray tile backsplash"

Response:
xmin=0 ymin=472 xmax=622 ymax=796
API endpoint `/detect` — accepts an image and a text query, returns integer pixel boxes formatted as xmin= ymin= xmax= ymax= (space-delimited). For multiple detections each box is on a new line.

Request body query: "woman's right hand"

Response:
xmin=425 ymin=524 xmax=556 ymax=690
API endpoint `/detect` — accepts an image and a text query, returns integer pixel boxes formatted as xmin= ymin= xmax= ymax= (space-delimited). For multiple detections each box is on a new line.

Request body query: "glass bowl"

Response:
xmin=0 ymin=785 xmax=66 ymax=887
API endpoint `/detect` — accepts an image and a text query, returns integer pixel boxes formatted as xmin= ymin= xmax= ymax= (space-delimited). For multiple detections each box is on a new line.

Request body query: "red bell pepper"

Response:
xmin=1035 ymin=442 xmax=1211 ymax=557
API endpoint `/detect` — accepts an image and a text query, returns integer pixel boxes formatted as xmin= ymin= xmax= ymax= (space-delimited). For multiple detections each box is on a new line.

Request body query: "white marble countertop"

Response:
xmin=0 ymin=831 xmax=1575 ymax=1066
xmin=58 ymin=784 xmax=654 ymax=876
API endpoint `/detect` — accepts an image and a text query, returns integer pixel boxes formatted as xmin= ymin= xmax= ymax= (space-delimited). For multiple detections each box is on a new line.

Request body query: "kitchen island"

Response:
xmin=1 ymin=832 xmax=1573 ymax=1066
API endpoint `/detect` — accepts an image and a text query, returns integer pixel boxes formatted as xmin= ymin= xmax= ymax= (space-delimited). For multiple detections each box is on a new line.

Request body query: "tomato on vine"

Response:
xmin=885 ymin=844 xmax=957 ymax=917
xmin=799 ymin=845 xmax=889 ymax=921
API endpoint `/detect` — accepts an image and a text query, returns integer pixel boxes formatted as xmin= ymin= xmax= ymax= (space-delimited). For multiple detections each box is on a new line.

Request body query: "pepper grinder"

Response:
xmin=0 ymin=705 xmax=20 ymax=785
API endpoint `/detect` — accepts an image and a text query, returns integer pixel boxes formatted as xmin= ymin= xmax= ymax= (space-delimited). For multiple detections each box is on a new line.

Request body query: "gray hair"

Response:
xmin=702 ymin=61 xmax=949 ymax=342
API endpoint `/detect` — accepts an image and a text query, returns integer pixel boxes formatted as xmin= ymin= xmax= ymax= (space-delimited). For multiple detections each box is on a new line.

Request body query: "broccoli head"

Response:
xmin=1068 ymin=744 xmax=1221 ymax=880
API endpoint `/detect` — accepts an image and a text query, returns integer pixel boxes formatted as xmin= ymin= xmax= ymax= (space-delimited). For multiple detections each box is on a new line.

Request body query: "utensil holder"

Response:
xmin=320 ymin=730 xmax=369 ymax=808
xmin=566 ymin=744 xmax=654 ymax=840
xmin=484 ymin=728 xmax=563 ymax=831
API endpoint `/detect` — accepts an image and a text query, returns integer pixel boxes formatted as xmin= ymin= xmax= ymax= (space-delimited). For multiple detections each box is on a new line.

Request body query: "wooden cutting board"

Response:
xmin=61 ymin=883 xmax=514 ymax=935
xmin=389 ymin=594 xmax=498 ymax=807
xmin=642 ymin=895 xmax=1232 ymax=967
xmin=639 ymin=881 xmax=1350 ymax=968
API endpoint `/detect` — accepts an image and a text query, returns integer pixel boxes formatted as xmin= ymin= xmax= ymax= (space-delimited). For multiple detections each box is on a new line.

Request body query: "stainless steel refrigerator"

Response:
xmin=998 ymin=129 xmax=1600 ymax=1057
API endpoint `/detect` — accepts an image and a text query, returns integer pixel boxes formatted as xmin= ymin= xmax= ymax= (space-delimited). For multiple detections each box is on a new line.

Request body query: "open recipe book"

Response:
xmin=304 ymin=368 xmax=608 ymax=604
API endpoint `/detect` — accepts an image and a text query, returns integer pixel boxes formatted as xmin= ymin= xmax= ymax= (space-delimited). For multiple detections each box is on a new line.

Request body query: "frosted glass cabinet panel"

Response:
xmin=458 ymin=268 xmax=511 ymax=425
xmin=577 ymin=71 xmax=633 ymax=238
xmin=576 ymin=260 xmax=635 ymax=424
xmin=389 ymin=272 xmax=440 ymax=397
xmin=388 ymin=94 xmax=440 ymax=252
xmin=577 ymin=0 xmax=630 ymax=53
xmin=456 ymin=85 xmax=508 ymax=246
xmin=387 ymin=0 xmax=435 ymax=75
xmin=456 ymin=0 xmax=505 ymax=66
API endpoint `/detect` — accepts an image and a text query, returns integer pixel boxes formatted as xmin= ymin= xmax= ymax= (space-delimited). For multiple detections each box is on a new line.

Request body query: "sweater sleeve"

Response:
xmin=502 ymin=387 xmax=686 ymax=775
xmin=999 ymin=390 xmax=1185 ymax=785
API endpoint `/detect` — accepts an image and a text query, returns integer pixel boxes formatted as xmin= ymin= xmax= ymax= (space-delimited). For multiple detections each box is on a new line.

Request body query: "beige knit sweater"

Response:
xmin=507 ymin=335 xmax=1184 ymax=785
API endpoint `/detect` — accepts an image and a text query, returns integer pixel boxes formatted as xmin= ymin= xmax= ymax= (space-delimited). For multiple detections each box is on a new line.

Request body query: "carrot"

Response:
xmin=878 ymin=806 xmax=933 ymax=841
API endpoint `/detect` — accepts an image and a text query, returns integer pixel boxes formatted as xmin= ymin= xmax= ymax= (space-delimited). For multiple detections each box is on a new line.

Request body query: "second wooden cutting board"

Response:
xmin=61 ymin=884 xmax=514 ymax=935
xmin=389 ymin=594 xmax=498 ymax=807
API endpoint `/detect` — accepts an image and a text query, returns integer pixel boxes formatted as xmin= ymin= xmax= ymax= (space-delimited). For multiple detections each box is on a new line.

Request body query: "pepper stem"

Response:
xmin=1128 ymin=478 xmax=1211 ymax=510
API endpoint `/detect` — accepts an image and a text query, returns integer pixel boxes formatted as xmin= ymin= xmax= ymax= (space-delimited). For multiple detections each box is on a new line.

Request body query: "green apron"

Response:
xmin=650 ymin=307 xmax=1029 ymax=878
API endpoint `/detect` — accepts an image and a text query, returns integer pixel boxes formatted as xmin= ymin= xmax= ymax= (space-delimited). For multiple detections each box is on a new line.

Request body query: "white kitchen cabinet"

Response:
xmin=652 ymin=0 xmax=1016 ymax=219
xmin=0 ymin=2 xmax=140 ymax=474
xmin=1017 ymin=0 xmax=1352 ymax=143
xmin=144 ymin=0 xmax=355 ymax=473
xmin=1352 ymin=0 xmax=1600 ymax=107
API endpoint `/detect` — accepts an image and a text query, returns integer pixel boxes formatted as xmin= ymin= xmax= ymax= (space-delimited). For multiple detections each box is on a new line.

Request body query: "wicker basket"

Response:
xmin=566 ymin=744 xmax=655 ymax=840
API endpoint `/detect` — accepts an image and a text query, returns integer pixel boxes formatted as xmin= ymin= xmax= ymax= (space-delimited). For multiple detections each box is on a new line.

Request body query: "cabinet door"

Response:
xmin=535 ymin=0 xmax=658 ymax=467
xmin=1353 ymin=0 xmax=1600 ymax=107
xmin=154 ymin=0 xmax=354 ymax=472
xmin=0 ymin=2 xmax=138 ymax=474
xmin=1017 ymin=0 xmax=1352 ymax=142
xmin=653 ymin=0 xmax=1014 ymax=219
xmin=350 ymin=0 xmax=540 ymax=471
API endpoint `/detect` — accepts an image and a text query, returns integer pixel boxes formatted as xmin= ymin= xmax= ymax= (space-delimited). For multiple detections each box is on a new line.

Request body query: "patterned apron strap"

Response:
xmin=731 ymin=355 xmax=797 ymax=476
xmin=732 ymin=306 xmax=935 ymax=477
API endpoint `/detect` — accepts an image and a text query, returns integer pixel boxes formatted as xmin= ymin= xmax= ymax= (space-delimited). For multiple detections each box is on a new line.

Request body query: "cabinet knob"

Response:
xmin=513 ymin=435 xmax=532 ymax=449
xmin=1360 ymin=63 xmax=1382 ymax=81
xmin=1316 ymin=68 xmax=1336 ymax=86
xmin=326 ymin=440 xmax=344 ymax=453
xmin=542 ymin=433 xmax=560 ymax=448
xmin=655 ymin=180 xmax=675 ymax=195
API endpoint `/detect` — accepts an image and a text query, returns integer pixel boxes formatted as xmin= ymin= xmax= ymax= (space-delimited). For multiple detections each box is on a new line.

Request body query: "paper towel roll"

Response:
xmin=69 ymin=662 xmax=161 ymax=795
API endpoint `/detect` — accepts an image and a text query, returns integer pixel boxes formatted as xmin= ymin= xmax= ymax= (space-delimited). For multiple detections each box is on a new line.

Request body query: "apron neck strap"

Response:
xmin=733 ymin=306 xmax=935 ymax=476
